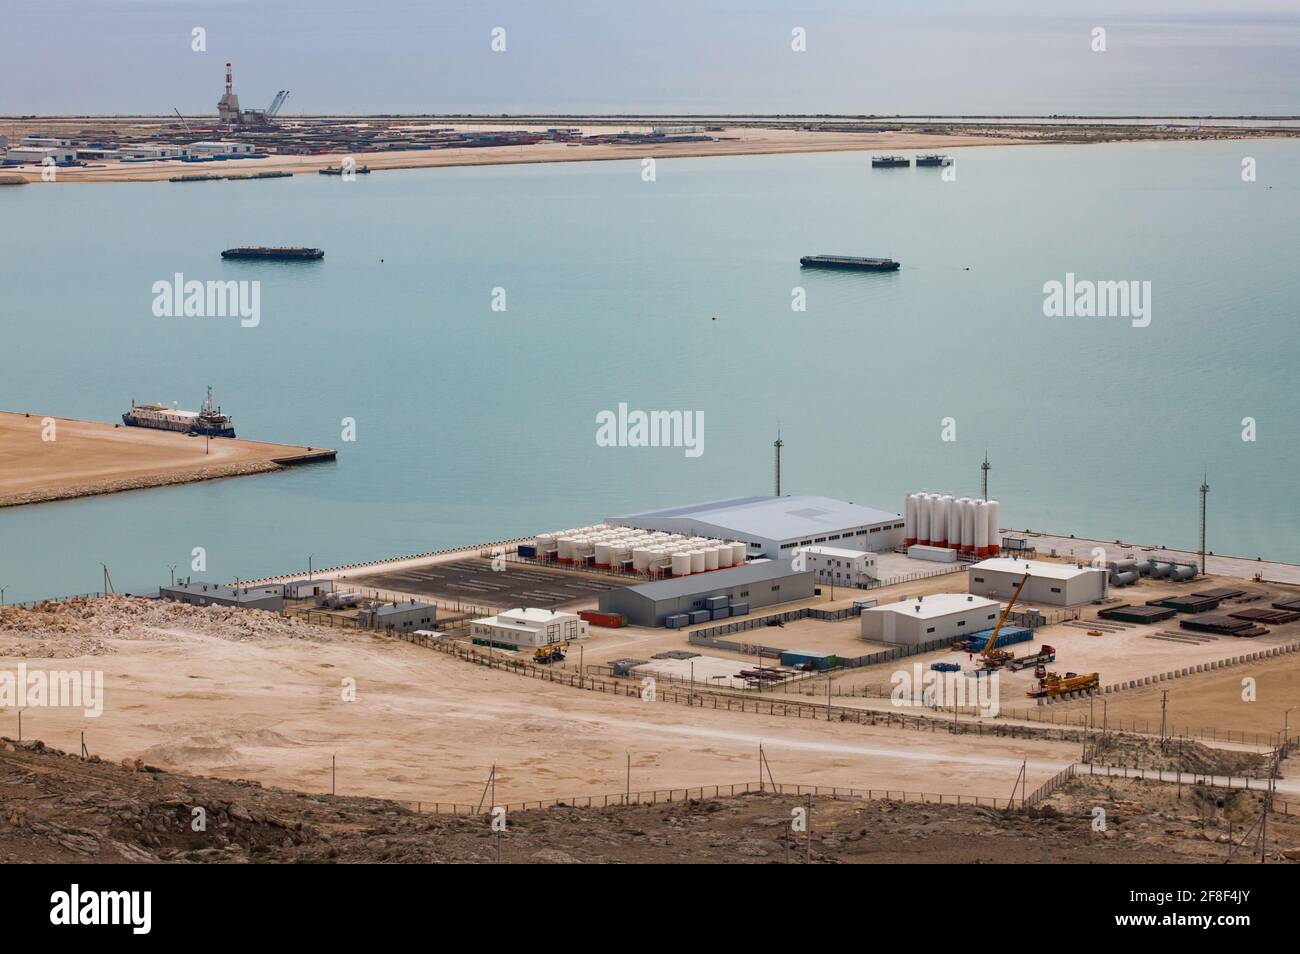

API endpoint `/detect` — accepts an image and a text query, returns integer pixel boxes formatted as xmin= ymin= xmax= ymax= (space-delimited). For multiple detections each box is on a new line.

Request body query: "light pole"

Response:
xmin=167 ymin=564 xmax=178 ymax=586
xmin=308 ymin=554 xmax=314 ymax=581
xmin=1285 ymin=707 xmax=1295 ymax=745
xmin=0 ymin=586 xmax=7 ymax=607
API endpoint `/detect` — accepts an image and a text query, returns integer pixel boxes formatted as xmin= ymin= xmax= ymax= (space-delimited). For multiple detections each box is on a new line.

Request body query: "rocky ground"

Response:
xmin=1090 ymin=735 xmax=1274 ymax=777
xmin=3 ymin=737 xmax=1297 ymax=864
xmin=0 ymin=595 xmax=358 ymax=658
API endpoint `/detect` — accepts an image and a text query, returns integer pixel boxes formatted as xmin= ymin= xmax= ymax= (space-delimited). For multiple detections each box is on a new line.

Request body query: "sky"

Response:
xmin=3 ymin=0 xmax=1299 ymax=116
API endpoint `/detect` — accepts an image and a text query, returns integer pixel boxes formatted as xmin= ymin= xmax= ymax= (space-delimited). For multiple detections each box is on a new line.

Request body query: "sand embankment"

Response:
xmin=9 ymin=128 xmax=1026 ymax=183
xmin=0 ymin=411 xmax=334 ymax=508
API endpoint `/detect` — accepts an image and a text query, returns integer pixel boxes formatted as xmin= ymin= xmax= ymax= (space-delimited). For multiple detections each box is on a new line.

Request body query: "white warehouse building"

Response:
xmin=794 ymin=545 xmax=878 ymax=587
xmin=608 ymin=496 xmax=904 ymax=560
xmin=470 ymin=607 xmax=588 ymax=651
xmin=967 ymin=558 xmax=1107 ymax=607
xmin=860 ymin=593 xmax=1002 ymax=647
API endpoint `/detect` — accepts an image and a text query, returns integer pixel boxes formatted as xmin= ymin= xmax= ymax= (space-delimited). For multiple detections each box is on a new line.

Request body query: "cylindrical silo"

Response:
xmin=536 ymin=533 xmax=556 ymax=555
xmin=932 ymin=494 xmax=950 ymax=548
xmin=731 ymin=542 xmax=747 ymax=565
xmin=960 ymin=498 xmax=975 ymax=554
xmin=904 ymin=494 xmax=918 ymax=546
xmin=918 ymin=494 xmax=932 ymax=546
xmin=986 ymin=500 xmax=1000 ymax=555
xmin=717 ymin=544 xmax=735 ymax=568
xmin=557 ymin=536 xmax=575 ymax=563
xmin=945 ymin=496 xmax=961 ymax=549
xmin=594 ymin=543 xmax=613 ymax=567
xmin=632 ymin=547 xmax=653 ymax=572
xmin=704 ymin=546 xmax=720 ymax=571
xmin=671 ymin=552 xmax=691 ymax=577
xmin=690 ymin=550 xmax=706 ymax=574
xmin=975 ymin=499 xmax=990 ymax=556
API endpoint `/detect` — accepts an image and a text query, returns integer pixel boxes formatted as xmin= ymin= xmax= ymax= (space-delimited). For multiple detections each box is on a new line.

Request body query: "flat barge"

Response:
xmin=915 ymin=154 xmax=951 ymax=167
xmin=871 ymin=155 xmax=910 ymax=168
xmin=800 ymin=255 xmax=900 ymax=272
xmin=221 ymin=246 xmax=324 ymax=261
xmin=319 ymin=165 xmax=371 ymax=175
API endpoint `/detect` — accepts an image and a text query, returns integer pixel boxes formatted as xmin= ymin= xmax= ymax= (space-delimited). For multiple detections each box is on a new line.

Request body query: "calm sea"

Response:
xmin=1 ymin=139 xmax=1297 ymax=602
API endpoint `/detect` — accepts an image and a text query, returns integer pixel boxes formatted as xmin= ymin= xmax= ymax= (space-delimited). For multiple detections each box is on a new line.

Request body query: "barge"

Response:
xmin=799 ymin=255 xmax=900 ymax=272
xmin=221 ymin=246 xmax=324 ymax=261
xmin=122 ymin=386 xmax=236 ymax=438
xmin=319 ymin=165 xmax=371 ymax=175
xmin=915 ymin=154 xmax=951 ymax=167
xmin=871 ymin=155 xmax=910 ymax=168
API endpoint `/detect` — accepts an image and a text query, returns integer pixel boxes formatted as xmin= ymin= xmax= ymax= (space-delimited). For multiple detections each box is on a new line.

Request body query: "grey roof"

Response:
xmin=609 ymin=495 xmax=899 ymax=542
xmin=373 ymin=600 xmax=434 ymax=616
xmin=162 ymin=581 xmax=282 ymax=603
xmin=622 ymin=559 xmax=808 ymax=601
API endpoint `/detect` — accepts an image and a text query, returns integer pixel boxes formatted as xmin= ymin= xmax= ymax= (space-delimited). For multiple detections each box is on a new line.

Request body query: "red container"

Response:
xmin=579 ymin=610 xmax=624 ymax=628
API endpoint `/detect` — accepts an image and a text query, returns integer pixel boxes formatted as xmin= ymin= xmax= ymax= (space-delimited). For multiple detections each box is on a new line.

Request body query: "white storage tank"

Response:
xmin=946 ymin=496 xmax=961 ymax=550
xmin=960 ymin=498 xmax=975 ymax=554
xmin=904 ymin=494 xmax=918 ymax=546
xmin=671 ymin=552 xmax=692 ymax=576
xmin=632 ymin=547 xmax=653 ymax=572
xmin=918 ymin=494 xmax=932 ymax=546
xmin=557 ymin=537 xmax=576 ymax=562
xmin=975 ymin=500 xmax=990 ymax=556
xmin=986 ymin=500 xmax=1001 ymax=556
xmin=594 ymin=542 xmax=613 ymax=566
xmin=536 ymin=534 xmax=556 ymax=553
xmin=717 ymin=544 xmax=735 ymax=568
xmin=704 ymin=546 xmax=720 ymax=571
xmin=932 ymin=495 xmax=949 ymax=548
xmin=690 ymin=550 xmax=706 ymax=574
xmin=731 ymin=542 xmax=747 ymax=566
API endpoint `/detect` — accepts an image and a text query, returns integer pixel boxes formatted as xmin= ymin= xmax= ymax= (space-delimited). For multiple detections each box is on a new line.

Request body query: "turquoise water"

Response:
xmin=2 ymin=140 xmax=1298 ymax=602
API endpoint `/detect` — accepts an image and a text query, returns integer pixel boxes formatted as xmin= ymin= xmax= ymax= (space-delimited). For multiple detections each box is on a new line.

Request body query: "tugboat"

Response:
xmin=221 ymin=246 xmax=324 ymax=261
xmin=122 ymin=386 xmax=236 ymax=438
xmin=799 ymin=255 xmax=900 ymax=272
xmin=871 ymin=155 xmax=910 ymax=168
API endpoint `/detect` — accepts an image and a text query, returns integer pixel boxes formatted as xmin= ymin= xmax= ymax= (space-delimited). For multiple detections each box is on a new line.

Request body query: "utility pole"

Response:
xmin=168 ymin=564 xmax=177 ymax=586
xmin=1199 ymin=473 xmax=1210 ymax=575
xmin=981 ymin=451 xmax=991 ymax=500
xmin=1160 ymin=690 xmax=1169 ymax=746
xmin=625 ymin=752 xmax=631 ymax=803
xmin=773 ymin=427 xmax=784 ymax=497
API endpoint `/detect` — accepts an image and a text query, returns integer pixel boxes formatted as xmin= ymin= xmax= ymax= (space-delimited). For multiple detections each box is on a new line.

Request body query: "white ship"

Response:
xmin=122 ymin=386 xmax=235 ymax=438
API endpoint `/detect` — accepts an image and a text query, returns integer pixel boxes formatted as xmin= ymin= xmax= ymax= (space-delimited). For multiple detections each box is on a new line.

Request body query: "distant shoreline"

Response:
xmin=5 ymin=117 xmax=1297 ymax=184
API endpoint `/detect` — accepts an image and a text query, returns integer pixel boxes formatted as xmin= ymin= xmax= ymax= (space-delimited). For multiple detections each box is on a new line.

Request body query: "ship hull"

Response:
xmin=122 ymin=415 xmax=235 ymax=439
xmin=800 ymin=256 xmax=900 ymax=272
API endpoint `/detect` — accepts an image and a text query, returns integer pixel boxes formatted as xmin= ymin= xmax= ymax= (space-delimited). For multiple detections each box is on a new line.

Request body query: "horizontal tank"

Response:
xmin=1109 ymin=570 xmax=1139 ymax=586
xmin=1149 ymin=561 xmax=1172 ymax=579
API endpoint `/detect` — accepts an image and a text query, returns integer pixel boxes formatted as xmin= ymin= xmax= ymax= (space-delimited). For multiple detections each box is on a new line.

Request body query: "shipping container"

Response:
xmin=779 ymin=650 xmax=837 ymax=671
xmin=579 ymin=610 xmax=624 ymax=628
xmin=731 ymin=602 xmax=749 ymax=617
xmin=959 ymin=625 xmax=1032 ymax=651
xmin=516 ymin=544 xmax=536 ymax=559
xmin=711 ymin=606 xmax=731 ymax=620
xmin=705 ymin=595 xmax=728 ymax=609
xmin=688 ymin=610 xmax=711 ymax=625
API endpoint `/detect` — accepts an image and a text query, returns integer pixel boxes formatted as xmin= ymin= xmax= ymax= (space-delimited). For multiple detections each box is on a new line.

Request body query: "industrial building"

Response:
xmin=470 ymin=608 xmax=588 ymax=650
xmin=160 ymin=580 xmax=284 ymax=612
xmin=794 ymin=545 xmax=878 ymax=586
xmin=860 ymin=593 xmax=1002 ymax=646
xmin=358 ymin=599 xmax=436 ymax=632
xmin=967 ymin=558 xmax=1108 ymax=606
xmin=5 ymin=145 xmax=76 ymax=165
xmin=188 ymin=141 xmax=256 ymax=156
xmin=607 ymin=495 xmax=903 ymax=560
xmin=597 ymin=559 xmax=815 ymax=627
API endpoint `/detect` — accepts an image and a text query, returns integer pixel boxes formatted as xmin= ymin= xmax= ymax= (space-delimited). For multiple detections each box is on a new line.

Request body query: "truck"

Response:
xmin=1027 ymin=671 xmax=1100 ymax=698
xmin=1006 ymin=644 xmax=1056 ymax=672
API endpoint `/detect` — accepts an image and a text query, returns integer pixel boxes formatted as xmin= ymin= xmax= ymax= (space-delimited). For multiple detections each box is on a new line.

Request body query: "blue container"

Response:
xmin=711 ymin=606 xmax=731 ymax=620
xmin=688 ymin=610 xmax=710 ymax=625
xmin=731 ymin=602 xmax=749 ymax=617
xmin=517 ymin=544 xmax=536 ymax=558
xmin=961 ymin=626 xmax=1031 ymax=651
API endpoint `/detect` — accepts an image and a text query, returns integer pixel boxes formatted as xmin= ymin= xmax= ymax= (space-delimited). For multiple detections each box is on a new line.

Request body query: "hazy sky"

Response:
xmin=3 ymin=0 xmax=1299 ymax=115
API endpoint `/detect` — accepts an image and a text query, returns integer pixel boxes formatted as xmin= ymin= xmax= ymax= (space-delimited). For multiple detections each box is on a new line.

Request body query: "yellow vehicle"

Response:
xmin=534 ymin=641 xmax=569 ymax=664
xmin=1028 ymin=671 xmax=1100 ymax=698
xmin=976 ymin=572 xmax=1030 ymax=669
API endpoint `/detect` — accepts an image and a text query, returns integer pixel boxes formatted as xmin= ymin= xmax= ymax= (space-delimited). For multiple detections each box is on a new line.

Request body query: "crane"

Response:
xmin=977 ymin=571 xmax=1030 ymax=668
xmin=172 ymin=107 xmax=194 ymax=136
xmin=266 ymin=90 xmax=290 ymax=119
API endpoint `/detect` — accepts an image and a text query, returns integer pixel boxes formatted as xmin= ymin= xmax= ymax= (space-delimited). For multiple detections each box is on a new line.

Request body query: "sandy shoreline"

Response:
xmin=0 ymin=411 xmax=334 ymax=508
